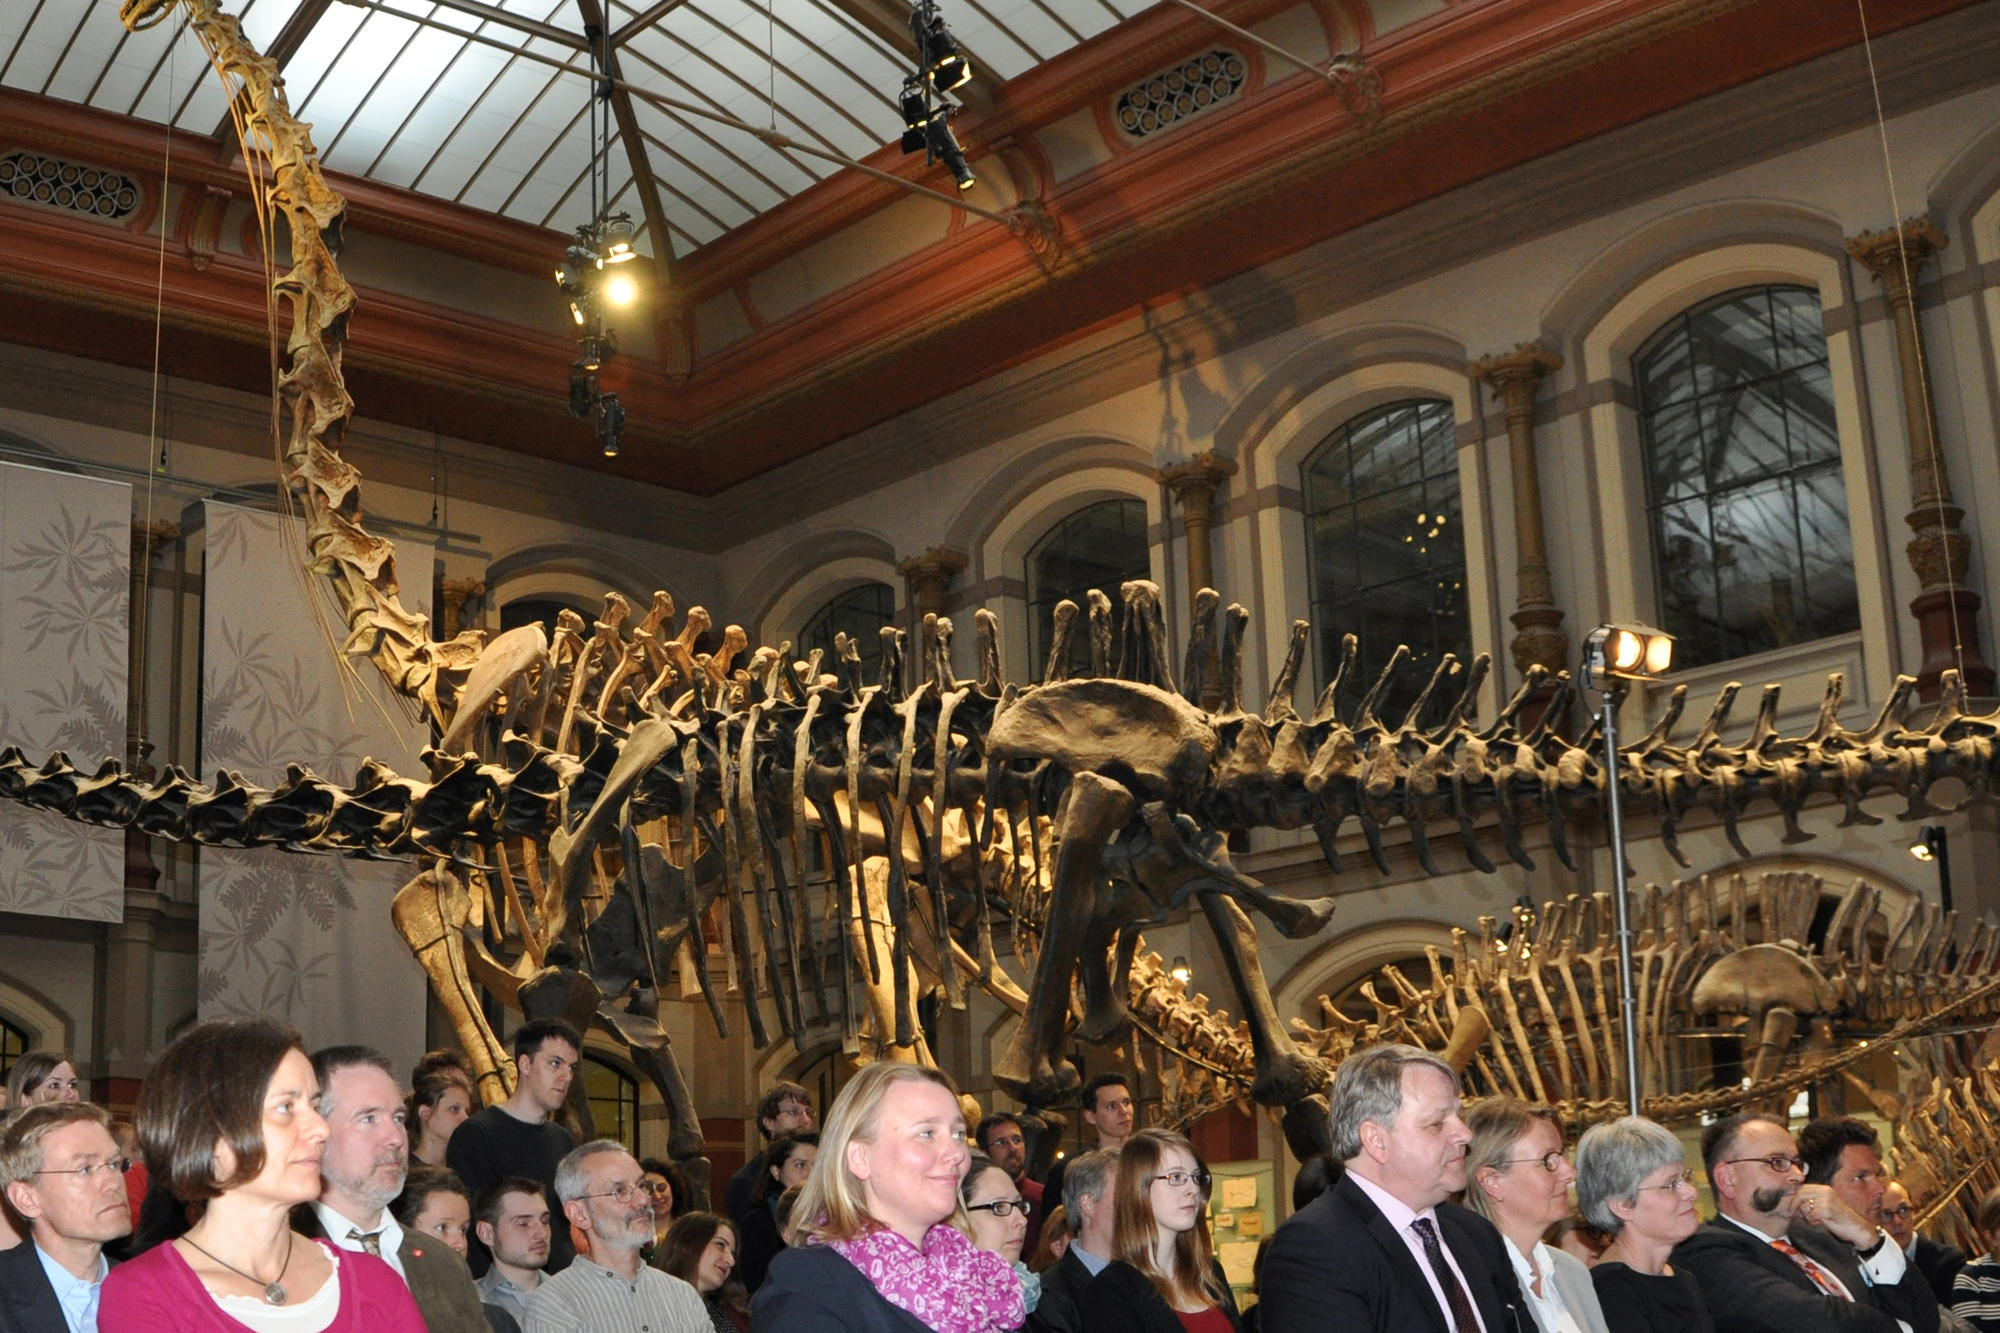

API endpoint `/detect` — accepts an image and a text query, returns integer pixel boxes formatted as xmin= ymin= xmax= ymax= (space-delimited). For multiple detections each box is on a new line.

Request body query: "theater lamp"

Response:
xmin=910 ymin=1 xmax=972 ymax=95
xmin=1580 ymin=622 xmax=1673 ymax=1117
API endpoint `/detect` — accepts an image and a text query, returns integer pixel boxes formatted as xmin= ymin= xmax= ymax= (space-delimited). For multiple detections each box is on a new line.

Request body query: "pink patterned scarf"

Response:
xmin=824 ymin=1224 xmax=1025 ymax=1333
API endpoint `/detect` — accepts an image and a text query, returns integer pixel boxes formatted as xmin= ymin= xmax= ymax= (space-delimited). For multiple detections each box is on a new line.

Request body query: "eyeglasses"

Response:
xmin=1636 ymin=1169 xmax=1697 ymax=1193
xmin=35 ymin=1157 xmax=132 ymax=1182
xmin=576 ymin=1180 xmax=650 ymax=1204
xmin=1497 ymin=1151 xmax=1568 ymax=1174
xmin=1722 ymin=1154 xmax=1803 ymax=1175
xmin=1881 ymin=1205 xmax=1915 ymax=1220
xmin=639 ymin=1180 xmax=673 ymax=1197
xmin=1149 ymin=1170 xmax=1210 ymax=1191
xmin=966 ymin=1198 xmax=1033 ymax=1218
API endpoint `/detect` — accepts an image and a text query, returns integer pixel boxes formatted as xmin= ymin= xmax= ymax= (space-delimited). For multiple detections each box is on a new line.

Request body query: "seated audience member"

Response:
xmin=1952 ymin=1187 xmax=2000 ymax=1332
xmin=750 ymin=1063 xmax=1022 ymax=1333
xmin=0 ymin=1102 xmax=133 ymax=1333
xmin=392 ymin=1165 xmax=474 ymax=1260
xmin=640 ymin=1156 xmax=689 ymax=1254
xmin=1034 ymin=1149 xmax=1116 ymax=1333
xmin=1027 ymin=1204 xmax=1071 ymax=1274
xmin=6 ymin=1051 xmax=83 ymax=1110
xmin=448 ymin=1020 xmax=581 ymax=1277
xmin=1673 ymin=1112 xmax=1939 ymax=1333
xmin=1076 ymin=1129 xmax=1239 ymax=1333
xmin=1259 ymin=1044 xmax=1528 ymax=1333
xmin=472 ymin=1177 xmax=552 ymax=1324
xmin=408 ymin=1068 xmax=477 ymax=1169
xmin=660 ymin=1212 xmax=749 ymax=1333
xmin=1576 ymin=1115 xmax=1711 ymax=1333
xmin=524 ymin=1139 xmax=707 ymax=1332
xmin=1882 ymin=1181 xmax=1968 ymax=1306
xmin=736 ymin=1132 xmax=816 ymax=1292
xmin=1549 ymin=1214 xmax=1610 ymax=1268
xmin=959 ymin=1151 xmax=1037 ymax=1322
xmin=1464 ymin=1097 xmax=1610 ymax=1333
xmin=979 ymin=1113 xmax=1046 ymax=1257
xmin=725 ymin=1083 xmax=815 ymax=1228
xmin=99 ymin=1019 xmax=426 ymax=1333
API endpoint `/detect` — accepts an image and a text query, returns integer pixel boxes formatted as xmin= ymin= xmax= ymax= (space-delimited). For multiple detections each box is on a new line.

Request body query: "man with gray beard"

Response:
xmin=298 ymin=1046 xmax=491 ymax=1333
xmin=524 ymin=1140 xmax=707 ymax=1333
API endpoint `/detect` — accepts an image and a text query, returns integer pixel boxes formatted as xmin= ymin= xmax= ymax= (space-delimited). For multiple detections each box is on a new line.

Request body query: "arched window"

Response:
xmin=501 ymin=597 xmax=590 ymax=640
xmin=1302 ymin=399 xmax=1468 ymax=724
xmin=1026 ymin=499 xmax=1149 ymax=680
xmin=798 ymin=583 xmax=897 ymax=688
xmin=583 ymin=1053 xmax=640 ymax=1153
xmin=0 ymin=1014 xmax=28 ymax=1088
xmin=1634 ymin=285 xmax=1857 ymax=670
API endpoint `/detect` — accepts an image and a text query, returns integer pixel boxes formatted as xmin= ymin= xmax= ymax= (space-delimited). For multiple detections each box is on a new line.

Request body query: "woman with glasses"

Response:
xmin=1464 ymin=1099 xmax=1610 ymax=1333
xmin=739 ymin=1132 xmax=817 ymax=1292
xmin=1078 ymin=1129 xmax=1241 ymax=1333
xmin=1575 ymin=1116 xmax=1713 ymax=1333
xmin=956 ymin=1152 xmax=1039 ymax=1328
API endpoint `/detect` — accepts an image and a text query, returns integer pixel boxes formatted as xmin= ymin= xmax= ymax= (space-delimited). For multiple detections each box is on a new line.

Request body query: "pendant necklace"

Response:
xmin=182 ymin=1229 xmax=295 ymax=1305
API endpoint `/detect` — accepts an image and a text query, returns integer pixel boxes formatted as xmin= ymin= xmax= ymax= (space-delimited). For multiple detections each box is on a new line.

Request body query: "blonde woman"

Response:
xmin=1077 ymin=1130 xmax=1240 ymax=1333
xmin=1464 ymin=1098 xmax=1609 ymax=1333
xmin=751 ymin=1063 xmax=1022 ymax=1333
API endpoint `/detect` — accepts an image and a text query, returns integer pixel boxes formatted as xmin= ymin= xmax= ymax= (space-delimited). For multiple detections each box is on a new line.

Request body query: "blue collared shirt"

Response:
xmin=34 ymin=1242 xmax=109 ymax=1333
xmin=1069 ymin=1243 xmax=1109 ymax=1277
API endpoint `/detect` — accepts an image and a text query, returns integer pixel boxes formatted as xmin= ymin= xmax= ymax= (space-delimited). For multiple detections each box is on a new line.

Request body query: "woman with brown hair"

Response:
xmin=1077 ymin=1129 xmax=1241 ymax=1333
xmin=750 ymin=1062 xmax=1022 ymax=1333
xmin=4 ymin=1049 xmax=82 ymax=1111
xmin=405 ymin=1067 xmax=475 ymax=1169
xmin=98 ymin=1019 xmax=425 ymax=1333
xmin=661 ymin=1211 xmax=751 ymax=1332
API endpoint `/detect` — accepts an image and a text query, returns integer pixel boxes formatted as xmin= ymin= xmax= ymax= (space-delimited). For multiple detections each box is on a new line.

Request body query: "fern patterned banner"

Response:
xmin=0 ymin=461 xmax=130 ymax=923
xmin=196 ymin=502 xmax=430 ymax=1074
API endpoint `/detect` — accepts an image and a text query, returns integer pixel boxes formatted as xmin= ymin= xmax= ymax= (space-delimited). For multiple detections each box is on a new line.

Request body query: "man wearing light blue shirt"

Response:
xmin=0 ymin=1101 xmax=132 ymax=1333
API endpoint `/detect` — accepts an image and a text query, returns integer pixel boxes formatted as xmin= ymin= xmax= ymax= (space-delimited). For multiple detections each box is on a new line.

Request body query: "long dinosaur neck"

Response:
xmin=128 ymin=0 xmax=453 ymax=728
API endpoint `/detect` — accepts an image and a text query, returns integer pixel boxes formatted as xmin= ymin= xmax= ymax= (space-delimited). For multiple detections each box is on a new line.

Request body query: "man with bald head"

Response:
xmin=1881 ymin=1181 xmax=1968 ymax=1307
xmin=1673 ymin=1112 xmax=1940 ymax=1333
xmin=1260 ymin=1043 xmax=1527 ymax=1332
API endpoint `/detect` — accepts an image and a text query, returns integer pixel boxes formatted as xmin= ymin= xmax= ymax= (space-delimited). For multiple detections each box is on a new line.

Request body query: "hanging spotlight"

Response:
xmin=926 ymin=114 xmax=976 ymax=191
xmin=603 ymin=271 xmax=638 ymax=307
xmin=600 ymin=211 xmax=637 ymax=263
xmin=900 ymin=79 xmax=935 ymax=154
xmin=595 ymin=392 xmax=625 ymax=458
xmin=910 ymin=2 xmax=972 ymax=95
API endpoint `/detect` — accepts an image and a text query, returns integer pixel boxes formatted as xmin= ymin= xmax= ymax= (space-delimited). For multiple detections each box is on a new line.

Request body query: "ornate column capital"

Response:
xmin=1846 ymin=217 xmax=1947 ymax=300
xmin=1470 ymin=343 xmax=1562 ymax=418
xmin=1157 ymin=451 xmax=1239 ymax=510
xmin=897 ymin=547 xmax=967 ymax=616
xmin=440 ymin=577 xmax=487 ymax=638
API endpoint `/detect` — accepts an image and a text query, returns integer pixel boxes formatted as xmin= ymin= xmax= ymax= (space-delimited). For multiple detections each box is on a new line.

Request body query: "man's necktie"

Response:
xmin=348 ymin=1228 xmax=384 ymax=1257
xmin=1771 ymin=1237 xmax=1852 ymax=1300
xmin=1411 ymin=1216 xmax=1481 ymax=1333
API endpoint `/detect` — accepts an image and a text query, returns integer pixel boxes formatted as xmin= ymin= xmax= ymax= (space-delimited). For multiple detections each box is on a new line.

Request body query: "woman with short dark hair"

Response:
xmin=739 ymin=1132 xmax=817 ymax=1292
xmin=99 ymin=1019 xmax=426 ymax=1333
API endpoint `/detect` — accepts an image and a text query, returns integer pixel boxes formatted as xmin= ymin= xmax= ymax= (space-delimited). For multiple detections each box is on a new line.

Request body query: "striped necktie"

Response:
xmin=348 ymin=1228 xmax=384 ymax=1257
xmin=1771 ymin=1237 xmax=1852 ymax=1300
xmin=1411 ymin=1216 xmax=1481 ymax=1333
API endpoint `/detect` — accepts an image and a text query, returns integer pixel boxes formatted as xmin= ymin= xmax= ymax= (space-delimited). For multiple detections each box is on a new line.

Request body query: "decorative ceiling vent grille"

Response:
xmin=1113 ymin=49 xmax=1247 ymax=141
xmin=0 ymin=151 xmax=140 ymax=221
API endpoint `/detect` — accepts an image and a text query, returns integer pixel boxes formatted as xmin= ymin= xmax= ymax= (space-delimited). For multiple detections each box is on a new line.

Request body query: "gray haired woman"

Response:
xmin=1464 ymin=1098 xmax=1609 ymax=1333
xmin=1575 ymin=1116 xmax=1714 ymax=1333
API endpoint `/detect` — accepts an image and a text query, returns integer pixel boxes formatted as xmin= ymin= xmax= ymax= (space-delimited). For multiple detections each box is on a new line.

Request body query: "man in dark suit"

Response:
xmin=1673 ymin=1112 xmax=1940 ymax=1333
xmin=299 ymin=1046 xmax=491 ymax=1333
xmin=1883 ymin=1181 xmax=1969 ymax=1306
xmin=0 ymin=1102 xmax=131 ymax=1333
xmin=1032 ymin=1148 xmax=1117 ymax=1333
xmin=1259 ymin=1043 xmax=1528 ymax=1333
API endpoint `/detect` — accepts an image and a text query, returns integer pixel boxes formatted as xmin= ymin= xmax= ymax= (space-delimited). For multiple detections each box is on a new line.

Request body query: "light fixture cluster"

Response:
xmin=555 ymin=211 xmax=637 ymax=457
xmin=1580 ymin=622 xmax=1675 ymax=690
xmin=900 ymin=1 xmax=975 ymax=191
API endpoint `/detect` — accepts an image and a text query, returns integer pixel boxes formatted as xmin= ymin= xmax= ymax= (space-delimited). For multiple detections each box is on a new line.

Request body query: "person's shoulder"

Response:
xmin=639 ymin=1266 xmax=704 ymax=1306
xmin=103 ymin=1239 xmax=185 ymax=1293
xmin=1673 ymin=1220 xmax=1758 ymax=1260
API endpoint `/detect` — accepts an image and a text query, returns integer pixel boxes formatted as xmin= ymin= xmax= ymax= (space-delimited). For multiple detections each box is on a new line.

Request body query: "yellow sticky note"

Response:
xmin=1221 ymin=1177 xmax=1258 ymax=1209
xmin=1219 ymin=1241 xmax=1259 ymax=1286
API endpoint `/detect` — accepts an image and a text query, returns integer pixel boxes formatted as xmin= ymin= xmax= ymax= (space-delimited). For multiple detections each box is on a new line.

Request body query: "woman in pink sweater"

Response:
xmin=100 ymin=1020 xmax=425 ymax=1333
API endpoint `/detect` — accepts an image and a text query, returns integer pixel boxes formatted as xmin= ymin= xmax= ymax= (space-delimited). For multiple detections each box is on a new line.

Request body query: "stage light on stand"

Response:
xmin=1580 ymin=622 xmax=1676 ymax=1116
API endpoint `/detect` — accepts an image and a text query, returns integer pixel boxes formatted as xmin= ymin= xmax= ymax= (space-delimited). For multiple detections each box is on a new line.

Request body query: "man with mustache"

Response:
xmin=0 ymin=1102 xmax=131 ymax=1333
xmin=1260 ymin=1043 xmax=1528 ymax=1332
xmin=522 ymin=1140 xmax=706 ymax=1333
xmin=1674 ymin=1112 xmax=1941 ymax=1333
xmin=299 ymin=1046 xmax=491 ymax=1333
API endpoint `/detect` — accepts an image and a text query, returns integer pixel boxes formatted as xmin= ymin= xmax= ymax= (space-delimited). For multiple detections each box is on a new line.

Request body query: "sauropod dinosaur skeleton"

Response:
xmin=11 ymin=0 xmax=1985 ymax=1194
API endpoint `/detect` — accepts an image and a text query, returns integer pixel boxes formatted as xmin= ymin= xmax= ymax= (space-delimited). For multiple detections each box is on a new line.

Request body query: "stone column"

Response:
xmin=1158 ymin=452 xmax=1239 ymax=605
xmin=1848 ymin=218 xmax=1995 ymax=698
xmin=897 ymin=547 xmax=967 ymax=659
xmin=1471 ymin=344 xmax=1567 ymax=678
xmin=440 ymin=577 xmax=487 ymax=638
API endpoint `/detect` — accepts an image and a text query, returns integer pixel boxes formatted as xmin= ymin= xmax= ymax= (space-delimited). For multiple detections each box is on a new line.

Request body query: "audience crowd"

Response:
xmin=4 ymin=1029 xmax=1997 ymax=1333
